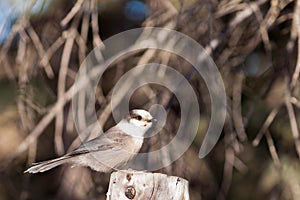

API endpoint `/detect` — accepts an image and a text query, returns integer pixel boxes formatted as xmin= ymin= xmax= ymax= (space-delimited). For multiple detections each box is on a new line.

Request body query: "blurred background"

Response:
xmin=1 ymin=0 xmax=300 ymax=199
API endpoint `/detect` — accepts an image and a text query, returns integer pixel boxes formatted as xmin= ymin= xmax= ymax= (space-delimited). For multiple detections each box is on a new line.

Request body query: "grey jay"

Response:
xmin=25 ymin=109 xmax=154 ymax=173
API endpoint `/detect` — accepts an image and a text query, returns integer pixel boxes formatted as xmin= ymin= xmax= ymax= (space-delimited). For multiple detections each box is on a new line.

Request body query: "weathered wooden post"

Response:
xmin=106 ymin=170 xmax=189 ymax=200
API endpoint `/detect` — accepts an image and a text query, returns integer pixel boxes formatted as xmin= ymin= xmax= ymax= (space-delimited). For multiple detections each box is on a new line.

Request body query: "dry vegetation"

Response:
xmin=0 ymin=0 xmax=300 ymax=199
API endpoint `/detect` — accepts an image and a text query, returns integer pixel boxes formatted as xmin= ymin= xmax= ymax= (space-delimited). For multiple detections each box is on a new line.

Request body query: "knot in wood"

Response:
xmin=125 ymin=186 xmax=136 ymax=199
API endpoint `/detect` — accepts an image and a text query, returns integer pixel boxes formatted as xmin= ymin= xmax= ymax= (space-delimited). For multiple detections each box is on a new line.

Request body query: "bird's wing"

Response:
xmin=68 ymin=126 xmax=131 ymax=156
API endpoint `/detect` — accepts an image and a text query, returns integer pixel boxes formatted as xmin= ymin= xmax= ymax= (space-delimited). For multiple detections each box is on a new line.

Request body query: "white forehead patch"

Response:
xmin=131 ymin=109 xmax=152 ymax=120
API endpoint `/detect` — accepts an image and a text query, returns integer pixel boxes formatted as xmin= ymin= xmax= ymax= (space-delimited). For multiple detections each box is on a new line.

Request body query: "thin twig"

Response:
xmin=251 ymin=1 xmax=272 ymax=52
xmin=66 ymin=104 xmax=74 ymax=134
xmin=56 ymin=11 xmax=82 ymax=155
xmin=60 ymin=0 xmax=84 ymax=27
xmin=78 ymin=8 xmax=90 ymax=63
xmin=265 ymin=130 xmax=281 ymax=167
xmin=91 ymin=0 xmax=103 ymax=48
xmin=0 ymin=18 xmax=25 ymax=79
xmin=285 ymin=91 xmax=300 ymax=158
xmin=217 ymin=146 xmax=234 ymax=200
xmin=252 ymin=106 xmax=280 ymax=146
xmin=27 ymin=23 xmax=54 ymax=78
xmin=232 ymin=71 xmax=247 ymax=141
xmin=290 ymin=0 xmax=300 ymax=88
xmin=233 ymin=156 xmax=248 ymax=172
xmin=228 ymin=0 xmax=268 ymax=29
xmin=215 ymin=1 xmax=246 ymax=18
xmin=16 ymin=29 xmax=28 ymax=66
xmin=40 ymin=36 xmax=65 ymax=70
xmin=290 ymin=96 xmax=300 ymax=108
xmin=55 ymin=29 xmax=76 ymax=155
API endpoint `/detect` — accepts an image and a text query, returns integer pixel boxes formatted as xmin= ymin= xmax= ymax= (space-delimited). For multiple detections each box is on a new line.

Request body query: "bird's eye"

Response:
xmin=136 ymin=115 xmax=142 ymax=120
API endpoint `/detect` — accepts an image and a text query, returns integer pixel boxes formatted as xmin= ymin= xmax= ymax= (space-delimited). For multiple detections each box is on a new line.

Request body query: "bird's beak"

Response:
xmin=151 ymin=118 xmax=157 ymax=124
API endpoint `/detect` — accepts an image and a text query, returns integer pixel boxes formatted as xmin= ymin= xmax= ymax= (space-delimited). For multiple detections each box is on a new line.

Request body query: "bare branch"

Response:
xmin=91 ymin=0 xmax=104 ymax=48
xmin=285 ymin=91 xmax=300 ymax=158
xmin=253 ymin=106 xmax=280 ymax=146
xmin=290 ymin=0 xmax=300 ymax=88
xmin=265 ymin=130 xmax=281 ymax=167
xmin=232 ymin=71 xmax=247 ymax=141
xmin=27 ymin=23 xmax=55 ymax=78
xmin=60 ymin=0 xmax=84 ymax=27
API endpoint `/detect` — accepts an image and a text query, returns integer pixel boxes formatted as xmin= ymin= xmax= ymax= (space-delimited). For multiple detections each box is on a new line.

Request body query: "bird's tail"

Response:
xmin=24 ymin=156 xmax=71 ymax=173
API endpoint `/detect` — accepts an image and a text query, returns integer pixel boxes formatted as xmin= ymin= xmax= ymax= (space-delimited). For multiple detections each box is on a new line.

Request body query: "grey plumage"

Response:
xmin=24 ymin=109 xmax=153 ymax=174
xmin=24 ymin=156 xmax=71 ymax=173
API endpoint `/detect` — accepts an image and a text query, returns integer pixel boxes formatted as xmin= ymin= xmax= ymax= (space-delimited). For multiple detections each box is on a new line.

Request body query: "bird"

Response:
xmin=24 ymin=109 xmax=154 ymax=173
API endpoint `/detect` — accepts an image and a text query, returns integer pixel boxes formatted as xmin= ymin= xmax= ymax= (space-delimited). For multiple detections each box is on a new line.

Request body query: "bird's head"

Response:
xmin=127 ymin=109 xmax=154 ymax=129
xmin=116 ymin=109 xmax=155 ymax=138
